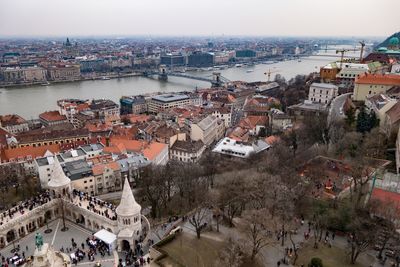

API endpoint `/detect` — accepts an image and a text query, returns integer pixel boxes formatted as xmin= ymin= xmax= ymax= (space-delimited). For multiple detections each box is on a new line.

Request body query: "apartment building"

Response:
xmin=308 ymin=83 xmax=338 ymax=104
xmin=147 ymin=94 xmax=190 ymax=113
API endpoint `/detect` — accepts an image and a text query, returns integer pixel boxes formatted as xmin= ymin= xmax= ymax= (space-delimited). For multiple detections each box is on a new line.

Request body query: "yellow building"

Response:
xmin=353 ymin=73 xmax=400 ymax=102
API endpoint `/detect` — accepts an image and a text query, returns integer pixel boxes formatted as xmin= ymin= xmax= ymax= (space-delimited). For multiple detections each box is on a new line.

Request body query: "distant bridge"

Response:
xmin=143 ymin=66 xmax=230 ymax=87
xmin=284 ymin=54 xmax=356 ymax=59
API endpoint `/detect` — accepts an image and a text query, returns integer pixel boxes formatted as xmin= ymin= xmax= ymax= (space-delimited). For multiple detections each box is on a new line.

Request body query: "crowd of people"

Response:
xmin=0 ymin=244 xmax=30 ymax=267
xmin=0 ymin=191 xmax=53 ymax=226
xmin=71 ymin=189 xmax=117 ymax=221
xmin=121 ymin=240 xmax=150 ymax=267
xmin=61 ymin=236 xmax=112 ymax=265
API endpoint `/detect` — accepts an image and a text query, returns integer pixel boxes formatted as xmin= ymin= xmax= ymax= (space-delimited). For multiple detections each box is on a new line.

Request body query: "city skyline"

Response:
xmin=0 ymin=0 xmax=398 ymax=38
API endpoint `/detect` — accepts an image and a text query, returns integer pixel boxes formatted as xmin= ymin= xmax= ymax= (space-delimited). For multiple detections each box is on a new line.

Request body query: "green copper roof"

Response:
xmin=389 ymin=36 xmax=399 ymax=46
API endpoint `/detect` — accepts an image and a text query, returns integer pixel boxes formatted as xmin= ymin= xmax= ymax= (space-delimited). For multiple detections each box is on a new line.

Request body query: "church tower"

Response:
xmin=47 ymin=156 xmax=71 ymax=197
xmin=116 ymin=178 xmax=142 ymax=251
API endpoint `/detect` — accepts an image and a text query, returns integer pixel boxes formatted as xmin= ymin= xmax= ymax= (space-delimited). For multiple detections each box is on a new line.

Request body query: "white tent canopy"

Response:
xmin=94 ymin=229 xmax=117 ymax=250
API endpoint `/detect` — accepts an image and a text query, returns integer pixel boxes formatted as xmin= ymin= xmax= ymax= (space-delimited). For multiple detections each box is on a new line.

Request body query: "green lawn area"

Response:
xmin=295 ymin=241 xmax=373 ymax=267
xmin=157 ymin=232 xmax=224 ymax=267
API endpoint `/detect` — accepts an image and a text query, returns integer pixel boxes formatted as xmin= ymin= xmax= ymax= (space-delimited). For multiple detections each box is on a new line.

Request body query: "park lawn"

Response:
xmin=158 ymin=232 xmax=224 ymax=267
xmin=295 ymin=241 xmax=372 ymax=267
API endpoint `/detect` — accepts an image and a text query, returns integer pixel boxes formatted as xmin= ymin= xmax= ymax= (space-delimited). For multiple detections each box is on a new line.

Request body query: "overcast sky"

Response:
xmin=0 ymin=0 xmax=398 ymax=37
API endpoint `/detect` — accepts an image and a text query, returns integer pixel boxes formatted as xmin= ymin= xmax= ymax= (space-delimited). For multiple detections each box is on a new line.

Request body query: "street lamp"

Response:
xmin=10 ymin=235 xmax=18 ymax=254
xmin=59 ymin=198 xmax=68 ymax=232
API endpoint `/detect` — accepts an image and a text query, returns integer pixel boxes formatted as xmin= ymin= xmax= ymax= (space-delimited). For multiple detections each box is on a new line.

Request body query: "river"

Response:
xmin=0 ymin=47 xmax=361 ymax=118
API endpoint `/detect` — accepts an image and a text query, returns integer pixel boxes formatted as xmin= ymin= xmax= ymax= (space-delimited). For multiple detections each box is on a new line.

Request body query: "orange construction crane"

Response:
xmin=264 ymin=69 xmax=281 ymax=82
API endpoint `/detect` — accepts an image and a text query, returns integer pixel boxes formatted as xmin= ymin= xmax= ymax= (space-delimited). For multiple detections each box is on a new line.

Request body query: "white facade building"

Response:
xmin=212 ymin=137 xmax=270 ymax=158
xmin=308 ymin=83 xmax=338 ymax=104
xmin=169 ymin=140 xmax=206 ymax=163
xmin=190 ymin=115 xmax=224 ymax=146
xmin=147 ymin=94 xmax=190 ymax=114
xmin=35 ymin=144 xmax=103 ymax=188
xmin=210 ymin=108 xmax=232 ymax=128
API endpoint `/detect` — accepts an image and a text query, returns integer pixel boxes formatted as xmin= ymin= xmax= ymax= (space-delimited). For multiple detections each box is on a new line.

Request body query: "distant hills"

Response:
xmin=376 ymin=31 xmax=400 ymax=48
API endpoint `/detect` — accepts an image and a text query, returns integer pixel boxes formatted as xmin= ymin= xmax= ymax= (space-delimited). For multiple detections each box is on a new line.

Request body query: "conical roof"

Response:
xmin=116 ymin=178 xmax=141 ymax=217
xmin=48 ymin=156 xmax=71 ymax=188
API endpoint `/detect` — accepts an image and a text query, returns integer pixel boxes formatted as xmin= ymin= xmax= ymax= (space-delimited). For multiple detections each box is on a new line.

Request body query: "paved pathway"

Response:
xmin=329 ymin=92 xmax=352 ymax=123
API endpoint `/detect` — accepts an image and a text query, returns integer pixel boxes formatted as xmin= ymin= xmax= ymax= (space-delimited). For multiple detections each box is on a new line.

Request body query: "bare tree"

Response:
xmin=188 ymin=205 xmax=209 ymax=239
xmin=218 ymin=176 xmax=247 ymax=227
xmin=347 ymin=211 xmax=378 ymax=264
xmin=368 ymin=198 xmax=397 ymax=260
xmin=348 ymin=157 xmax=373 ymax=208
xmin=362 ymin=128 xmax=387 ymax=158
xmin=311 ymin=200 xmax=329 ymax=249
xmin=214 ymin=237 xmax=244 ymax=267
xmin=137 ymin=165 xmax=167 ymax=219
xmin=241 ymin=209 xmax=277 ymax=261
xmin=208 ymin=190 xmax=223 ymax=232
xmin=333 ymin=131 xmax=362 ymax=158
xmin=199 ymin=150 xmax=218 ymax=188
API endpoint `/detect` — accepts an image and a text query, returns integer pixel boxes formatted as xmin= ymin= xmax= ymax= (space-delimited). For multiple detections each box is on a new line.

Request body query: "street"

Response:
xmin=329 ymin=93 xmax=352 ymax=123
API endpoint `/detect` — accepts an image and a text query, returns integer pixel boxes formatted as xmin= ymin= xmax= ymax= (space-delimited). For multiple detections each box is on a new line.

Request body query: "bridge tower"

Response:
xmin=211 ymin=72 xmax=222 ymax=87
xmin=158 ymin=64 xmax=168 ymax=81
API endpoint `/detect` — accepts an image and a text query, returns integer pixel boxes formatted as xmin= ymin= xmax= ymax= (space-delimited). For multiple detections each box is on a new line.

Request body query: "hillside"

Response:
xmin=376 ymin=31 xmax=400 ymax=48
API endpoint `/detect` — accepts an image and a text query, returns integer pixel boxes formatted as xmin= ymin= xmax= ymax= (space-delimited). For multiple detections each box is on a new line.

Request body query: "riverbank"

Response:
xmin=0 ymin=72 xmax=142 ymax=88
xmin=0 ymin=54 xmax=310 ymax=89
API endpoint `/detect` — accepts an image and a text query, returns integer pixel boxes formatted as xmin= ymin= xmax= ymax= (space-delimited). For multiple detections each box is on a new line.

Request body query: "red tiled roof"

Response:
xmin=0 ymin=114 xmax=26 ymax=126
xmin=355 ymin=73 xmax=400 ymax=86
xmin=0 ymin=128 xmax=11 ymax=148
xmin=228 ymin=127 xmax=250 ymax=142
xmin=125 ymin=114 xmax=152 ymax=123
xmin=76 ymin=103 xmax=90 ymax=112
xmin=92 ymin=161 xmax=120 ymax=176
xmin=1 ymin=144 xmax=60 ymax=162
xmin=85 ymin=122 xmax=113 ymax=133
xmin=386 ymin=102 xmax=400 ymax=124
xmin=39 ymin=111 xmax=67 ymax=122
xmin=265 ymin=135 xmax=280 ymax=145
xmin=143 ymin=142 xmax=167 ymax=161
xmin=105 ymin=138 xmax=167 ymax=161
xmin=239 ymin=116 xmax=268 ymax=129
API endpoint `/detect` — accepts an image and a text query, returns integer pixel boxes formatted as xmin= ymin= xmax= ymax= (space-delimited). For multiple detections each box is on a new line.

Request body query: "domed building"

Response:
xmin=388 ymin=36 xmax=400 ymax=50
xmin=364 ymin=36 xmax=400 ymax=63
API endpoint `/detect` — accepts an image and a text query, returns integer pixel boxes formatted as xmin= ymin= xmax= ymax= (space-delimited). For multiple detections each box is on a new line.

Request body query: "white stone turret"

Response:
xmin=47 ymin=156 xmax=71 ymax=196
xmin=116 ymin=178 xmax=142 ymax=251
